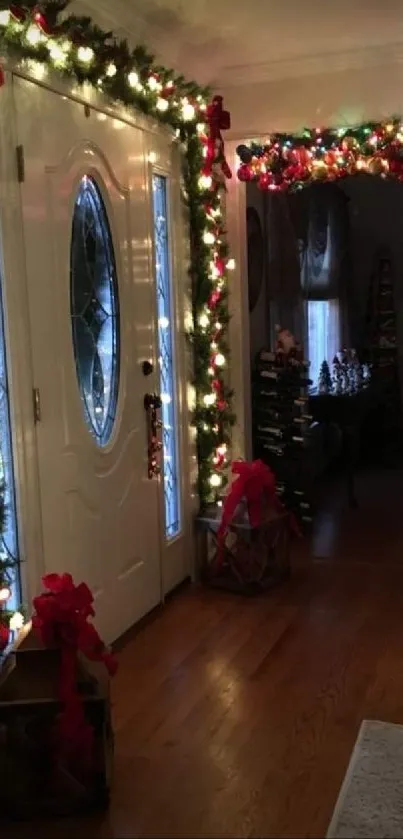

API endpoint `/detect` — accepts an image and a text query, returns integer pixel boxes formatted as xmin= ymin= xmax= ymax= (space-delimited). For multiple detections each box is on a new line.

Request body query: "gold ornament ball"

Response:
xmin=367 ymin=156 xmax=387 ymax=175
xmin=312 ymin=161 xmax=328 ymax=180
xmin=342 ymin=136 xmax=358 ymax=151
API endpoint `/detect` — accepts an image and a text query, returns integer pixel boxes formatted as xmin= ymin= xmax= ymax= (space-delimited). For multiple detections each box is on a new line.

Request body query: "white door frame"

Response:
xmin=0 ymin=71 xmax=44 ymax=604
xmin=226 ymin=139 xmax=252 ymax=462
xmin=0 ymin=65 xmax=195 ymax=608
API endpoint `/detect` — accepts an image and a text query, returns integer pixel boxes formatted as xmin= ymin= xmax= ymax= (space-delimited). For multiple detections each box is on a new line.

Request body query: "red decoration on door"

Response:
xmin=205 ymin=95 xmax=232 ymax=182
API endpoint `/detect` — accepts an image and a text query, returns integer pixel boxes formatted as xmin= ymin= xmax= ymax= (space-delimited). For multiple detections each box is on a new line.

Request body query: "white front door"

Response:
xmin=12 ymin=75 xmax=188 ymax=642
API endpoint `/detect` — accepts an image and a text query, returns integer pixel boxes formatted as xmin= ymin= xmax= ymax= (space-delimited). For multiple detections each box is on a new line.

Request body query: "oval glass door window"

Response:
xmin=70 ymin=175 xmax=120 ymax=446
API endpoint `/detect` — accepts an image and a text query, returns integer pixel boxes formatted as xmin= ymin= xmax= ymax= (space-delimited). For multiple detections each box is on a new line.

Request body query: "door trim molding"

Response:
xmin=0 ymin=72 xmax=45 ymax=603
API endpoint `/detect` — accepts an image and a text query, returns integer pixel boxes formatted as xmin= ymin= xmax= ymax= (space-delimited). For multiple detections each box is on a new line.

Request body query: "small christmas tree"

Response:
xmin=332 ymin=355 xmax=343 ymax=394
xmin=318 ymin=360 xmax=332 ymax=394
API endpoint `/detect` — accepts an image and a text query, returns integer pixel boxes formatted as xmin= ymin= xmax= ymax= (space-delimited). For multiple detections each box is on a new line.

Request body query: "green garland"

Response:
xmin=0 ymin=1 xmax=235 ymax=506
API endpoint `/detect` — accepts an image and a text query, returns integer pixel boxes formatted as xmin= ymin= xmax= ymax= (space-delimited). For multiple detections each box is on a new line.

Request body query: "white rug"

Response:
xmin=327 ymin=720 xmax=403 ymax=838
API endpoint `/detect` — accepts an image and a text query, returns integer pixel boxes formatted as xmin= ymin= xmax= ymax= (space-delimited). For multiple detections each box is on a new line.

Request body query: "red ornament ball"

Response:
xmin=0 ymin=621 xmax=9 ymax=651
xmin=257 ymin=172 xmax=272 ymax=190
xmin=237 ymin=164 xmax=252 ymax=182
xmin=33 ymin=11 xmax=51 ymax=36
xmin=10 ymin=5 xmax=27 ymax=23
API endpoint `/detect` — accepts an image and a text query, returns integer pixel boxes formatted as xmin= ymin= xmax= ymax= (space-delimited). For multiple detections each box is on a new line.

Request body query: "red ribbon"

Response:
xmin=205 ymin=95 xmax=232 ymax=181
xmin=216 ymin=460 xmax=280 ymax=563
xmin=32 ymin=573 xmax=117 ymax=769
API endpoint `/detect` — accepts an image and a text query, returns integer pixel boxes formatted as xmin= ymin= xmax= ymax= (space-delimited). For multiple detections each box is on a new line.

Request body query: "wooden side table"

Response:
xmin=196 ymin=505 xmax=291 ymax=595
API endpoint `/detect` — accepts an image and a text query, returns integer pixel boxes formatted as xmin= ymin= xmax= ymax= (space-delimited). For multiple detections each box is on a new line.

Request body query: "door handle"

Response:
xmin=144 ymin=393 xmax=163 ymax=479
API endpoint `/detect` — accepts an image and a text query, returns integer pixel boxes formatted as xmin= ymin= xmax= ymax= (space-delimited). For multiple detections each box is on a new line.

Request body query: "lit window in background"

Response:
xmin=307 ymin=299 xmax=340 ymax=390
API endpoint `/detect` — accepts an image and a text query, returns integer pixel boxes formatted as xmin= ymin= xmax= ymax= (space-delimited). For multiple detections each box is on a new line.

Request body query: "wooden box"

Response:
xmin=0 ymin=623 xmax=113 ymax=820
xmin=197 ymin=504 xmax=291 ymax=595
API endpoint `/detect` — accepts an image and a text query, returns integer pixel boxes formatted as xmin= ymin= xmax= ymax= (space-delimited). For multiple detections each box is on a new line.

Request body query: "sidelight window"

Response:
xmin=152 ymin=174 xmax=181 ymax=539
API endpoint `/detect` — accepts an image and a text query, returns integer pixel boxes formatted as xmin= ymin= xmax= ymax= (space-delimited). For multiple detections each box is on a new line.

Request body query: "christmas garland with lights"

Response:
xmin=0 ymin=1 xmax=235 ymax=506
xmin=236 ymin=119 xmax=403 ymax=191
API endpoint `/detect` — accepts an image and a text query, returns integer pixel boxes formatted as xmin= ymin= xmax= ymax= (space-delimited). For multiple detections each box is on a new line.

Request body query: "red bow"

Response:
xmin=33 ymin=573 xmax=117 ymax=769
xmin=216 ymin=460 xmax=283 ymax=565
xmin=205 ymin=95 xmax=232 ymax=181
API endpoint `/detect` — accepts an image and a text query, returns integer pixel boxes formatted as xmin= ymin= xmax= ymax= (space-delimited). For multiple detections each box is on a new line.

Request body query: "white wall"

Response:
xmin=221 ymin=59 xmax=403 ymax=140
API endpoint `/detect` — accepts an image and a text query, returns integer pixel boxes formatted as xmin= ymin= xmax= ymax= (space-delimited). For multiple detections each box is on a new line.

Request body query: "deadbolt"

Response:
xmin=142 ymin=360 xmax=154 ymax=377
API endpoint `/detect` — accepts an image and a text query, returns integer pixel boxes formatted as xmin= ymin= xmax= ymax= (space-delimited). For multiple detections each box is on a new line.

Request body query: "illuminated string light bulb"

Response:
xmin=26 ymin=24 xmax=46 ymax=46
xmin=106 ymin=62 xmax=117 ymax=78
xmin=157 ymin=97 xmax=169 ymax=112
xmin=9 ymin=611 xmax=24 ymax=632
xmin=77 ymin=46 xmax=94 ymax=64
xmin=197 ymin=122 xmax=206 ymax=134
xmin=0 ymin=586 xmax=11 ymax=603
xmin=198 ymin=313 xmax=210 ymax=329
xmin=215 ymin=322 xmax=222 ymax=330
xmin=226 ymin=258 xmax=236 ymax=270
xmin=28 ymin=60 xmax=47 ymax=80
xmin=203 ymin=231 xmax=215 ymax=245
xmin=217 ymin=444 xmax=227 ymax=456
xmin=0 ymin=10 xmax=10 ymax=25
xmin=148 ymin=75 xmax=161 ymax=91
xmin=128 ymin=70 xmax=139 ymax=88
xmin=210 ymin=473 xmax=222 ymax=488
xmin=48 ymin=41 xmax=69 ymax=66
xmin=203 ymin=393 xmax=216 ymax=407
xmin=181 ymin=99 xmax=196 ymax=121
xmin=214 ymin=353 xmax=226 ymax=367
xmin=199 ymin=174 xmax=212 ymax=190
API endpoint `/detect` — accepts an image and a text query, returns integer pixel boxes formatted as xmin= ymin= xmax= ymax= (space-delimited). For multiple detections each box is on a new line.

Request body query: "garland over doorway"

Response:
xmin=0 ymin=1 xmax=235 ymax=506
xmin=236 ymin=119 xmax=403 ymax=191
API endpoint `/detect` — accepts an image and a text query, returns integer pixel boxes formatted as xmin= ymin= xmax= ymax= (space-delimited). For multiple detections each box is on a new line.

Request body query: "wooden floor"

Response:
xmin=7 ymin=469 xmax=403 ymax=838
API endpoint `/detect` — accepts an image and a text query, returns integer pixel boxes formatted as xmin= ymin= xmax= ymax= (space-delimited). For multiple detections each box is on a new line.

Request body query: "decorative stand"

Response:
xmin=197 ymin=504 xmax=291 ymax=595
xmin=0 ymin=623 xmax=113 ymax=820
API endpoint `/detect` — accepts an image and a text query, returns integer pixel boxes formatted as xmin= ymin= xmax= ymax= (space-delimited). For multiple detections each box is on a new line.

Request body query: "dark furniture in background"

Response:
xmin=309 ymin=389 xmax=373 ymax=508
xmin=252 ymin=350 xmax=313 ymax=526
xmin=362 ymin=249 xmax=403 ymax=464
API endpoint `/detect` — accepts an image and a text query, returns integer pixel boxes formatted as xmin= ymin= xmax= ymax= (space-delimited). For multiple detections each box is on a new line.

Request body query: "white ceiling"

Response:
xmin=74 ymin=0 xmax=403 ymax=87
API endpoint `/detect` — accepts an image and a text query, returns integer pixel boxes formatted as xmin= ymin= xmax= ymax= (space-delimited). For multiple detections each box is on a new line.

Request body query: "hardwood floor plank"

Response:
xmin=4 ymin=470 xmax=403 ymax=838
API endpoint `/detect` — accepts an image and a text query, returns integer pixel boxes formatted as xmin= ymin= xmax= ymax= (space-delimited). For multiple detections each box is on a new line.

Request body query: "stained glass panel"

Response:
xmin=0 ymin=271 xmax=20 ymax=609
xmin=70 ymin=176 xmax=120 ymax=446
xmin=152 ymin=174 xmax=181 ymax=539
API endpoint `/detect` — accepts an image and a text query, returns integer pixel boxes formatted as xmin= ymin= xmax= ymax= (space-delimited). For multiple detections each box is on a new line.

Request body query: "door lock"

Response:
xmin=144 ymin=393 xmax=163 ymax=479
